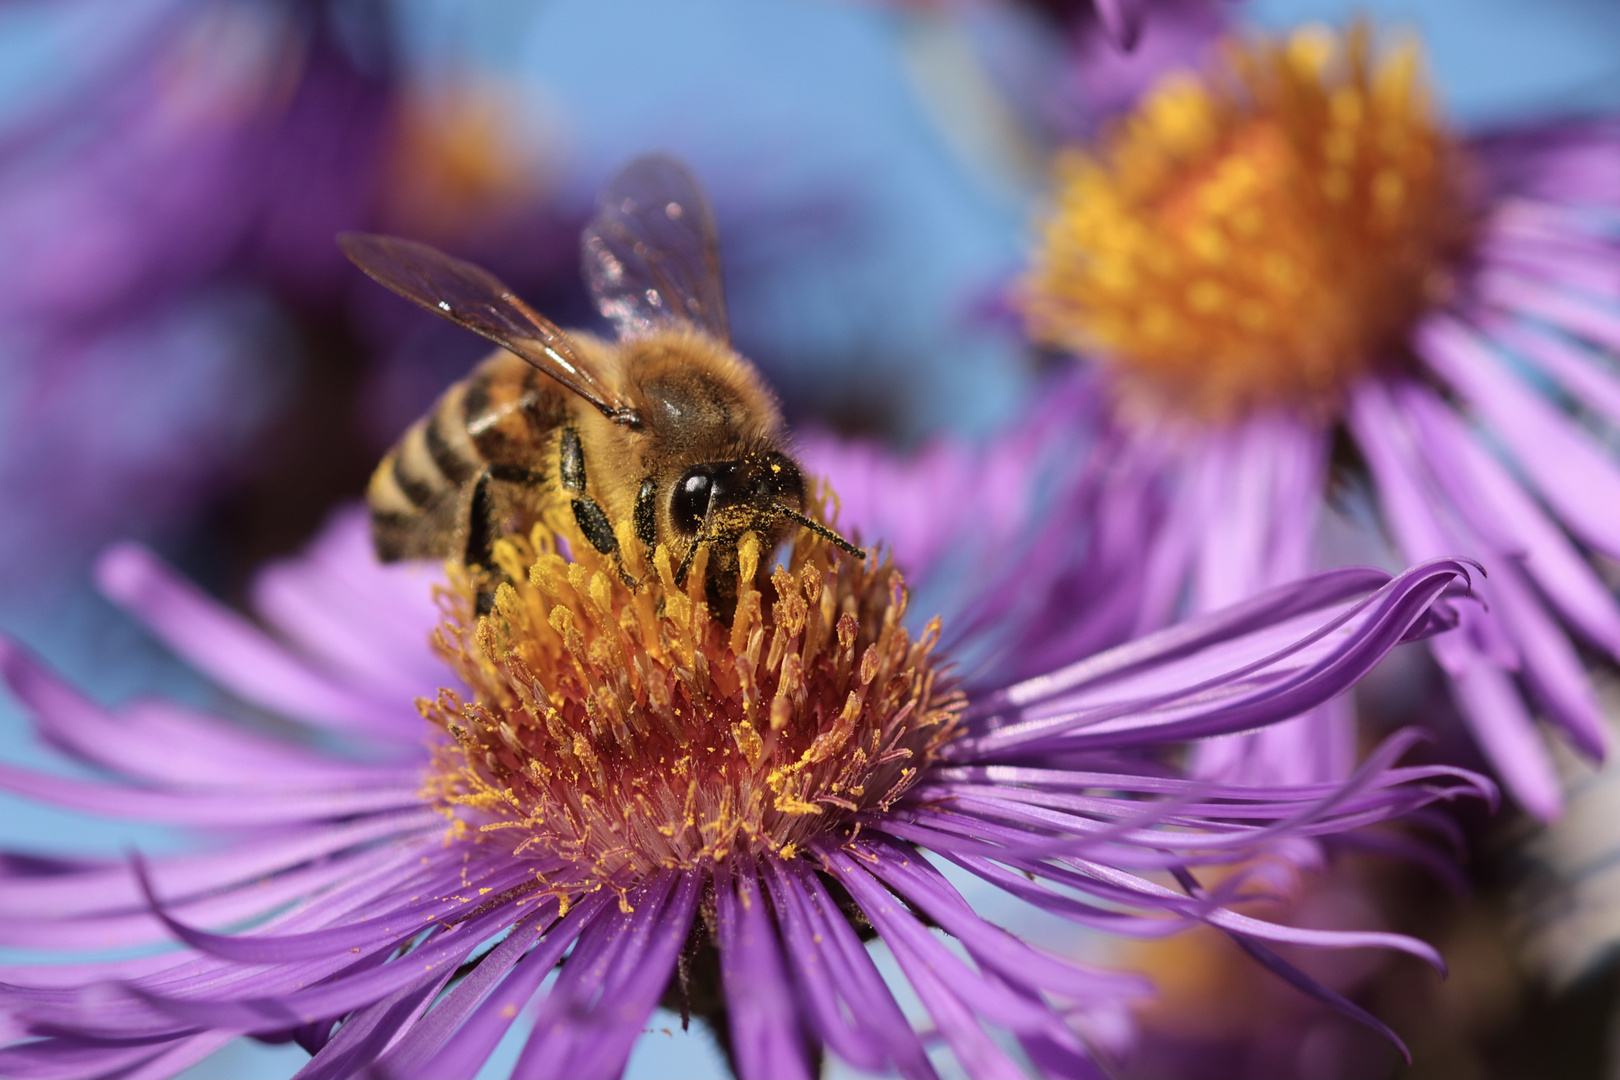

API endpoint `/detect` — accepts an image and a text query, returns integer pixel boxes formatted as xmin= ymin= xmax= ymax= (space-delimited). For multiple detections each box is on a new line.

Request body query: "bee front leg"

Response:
xmin=560 ymin=427 xmax=639 ymax=587
xmin=464 ymin=468 xmax=497 ymax=569
xmin=463 ymin=469 xmax=507 ymax=616
xmin=633 ymin=477 xmax=658 ymax=554
xmin=559 ymin=426 xmax=616 ymax=556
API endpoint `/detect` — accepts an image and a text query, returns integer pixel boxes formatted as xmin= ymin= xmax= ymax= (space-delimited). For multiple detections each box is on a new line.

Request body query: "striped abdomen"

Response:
xmin=368 ymin=351 xmax=561 ymax=563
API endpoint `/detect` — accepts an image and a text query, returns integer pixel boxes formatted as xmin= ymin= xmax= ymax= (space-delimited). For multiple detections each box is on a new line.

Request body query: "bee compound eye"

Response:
xmin=671 ymin=467 xmax=714 ymax=535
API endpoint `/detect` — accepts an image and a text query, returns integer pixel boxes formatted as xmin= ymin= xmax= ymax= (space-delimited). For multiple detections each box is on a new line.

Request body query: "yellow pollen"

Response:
xmin=418 ymin=486 xmax=963 ymax=893
xmin=1025 ymin=21 xmax=1474 ymax=419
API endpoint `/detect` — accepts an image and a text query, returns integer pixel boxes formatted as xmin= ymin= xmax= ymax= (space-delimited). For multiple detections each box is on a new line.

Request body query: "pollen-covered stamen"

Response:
xmin=421 ymin=490 xmax=962 ymax=892
xmin=1026 ymin=22 xmax=1475 ymax=419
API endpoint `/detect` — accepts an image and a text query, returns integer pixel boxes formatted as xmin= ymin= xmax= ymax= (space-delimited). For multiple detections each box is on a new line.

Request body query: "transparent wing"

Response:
xmin=339 ymin=232 xmax=637 ymax=422
xmin=581 ymin=155 xmax=729 ymax=342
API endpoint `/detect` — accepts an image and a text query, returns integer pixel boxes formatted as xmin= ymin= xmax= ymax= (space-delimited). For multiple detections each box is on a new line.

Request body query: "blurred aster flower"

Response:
xmin=873 ymin=0 xmax=1209 ymax=52
xmin=1024 ymin=20 xmax=1620 ymax=818
xmin=0 ymin=491 xmax=1490 ymax=1078
xmin=0 ymin=0 xmax=393 ymax=601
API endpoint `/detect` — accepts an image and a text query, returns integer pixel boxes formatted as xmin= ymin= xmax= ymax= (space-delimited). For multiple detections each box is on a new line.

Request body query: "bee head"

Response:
xmin=670 ymin=451 xmax=804 ymax=539
xmin=669 ymin=451 xmax=865 ymax=612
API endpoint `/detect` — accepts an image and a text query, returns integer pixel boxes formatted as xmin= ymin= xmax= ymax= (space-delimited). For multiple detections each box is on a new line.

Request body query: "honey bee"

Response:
xmin=341 ymin=155 xmax=863 ymax=614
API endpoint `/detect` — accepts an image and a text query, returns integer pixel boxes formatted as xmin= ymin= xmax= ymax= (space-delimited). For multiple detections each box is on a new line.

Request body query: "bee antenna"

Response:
xmin=776 ymin=506 xmax=866 ymax=560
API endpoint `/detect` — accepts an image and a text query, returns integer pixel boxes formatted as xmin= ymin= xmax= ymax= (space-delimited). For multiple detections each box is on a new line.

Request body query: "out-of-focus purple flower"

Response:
xmin=0 ymin=0 xmax=394 ymax=598
xmin=1024 ymin=20 xmax=1620 ymax=819
xmin=1115 ymin=853 xmax=1437 ymax=1080
xmin=0 ymin=494 xmax=1490 ymax=1078
xmin=1051 ymin=0 xmax=1228 ymax=136
xmin=869 ymin=0 xmax=1210 ymax=52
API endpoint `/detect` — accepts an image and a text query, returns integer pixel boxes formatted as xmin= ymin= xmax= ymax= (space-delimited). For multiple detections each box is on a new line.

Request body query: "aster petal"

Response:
xmin=0 ymin=841 xmax=435 ymax=989
xmin=973 ymin=562 xmax=1429 ymax=717
xmin=0 ymin=638 xmax=413 ymax=791
xmin=1093 ymin=0 xmax=1144 ymax=51
xmin=1416 ymin=314 xmax=1620 ymax=563
xmin=371 ymin=910 xmax=550 ymax=1077
xmin=1397 ymin=380 xmax=1620 ymax=664
xmin=128 ymin=855 xmax=539 ymax=966
xmin=1447 ymin=657 xmax=1564 ymax=821
xmin=1016 ymin=1028 xmax=1110 ymax=1080
xmin=822 ymin=848 xmax=1031 ymax=1080
xmin=1480 ymin=268 xmax=1620 ymax=356
xmin=120 ymin=1031 xmax=239 ymax=1080
xmin=714 ymin=860 xmax=813 ymax=1080
xmin=291 ymin=965 xmax=453 ymax=1080
xmin=1389 ymin=383 xmax=1609 ymax=757
xmin=1482 ymin=205 xmax=1620 ymax=302
xmin=0 ymin=1031 xmax=232 ymax=1080
xmin=910 ymin=729 xmax=1485 ymax=861
xmin=1476 ymin=557 xmax=1608 ymax=760
xmin=8 ymin=853 xmax=520 ymax=1029
xmin=0 ymin=762 xmax=420 ymax=825
xmin=249 ymin=507 xmax=446 ymax=700
xmin=107 ymin=904 xmax=517 ymax=1037
xmin=0 ymin=844 xmax=426 ymax=952
xmin=407 ymin=893 xmax=609 ymax=1080
xmin=1482 ymin=313 xmax=1620 ymax=434
xmin=1130 ymin=445 xmax=1199 ymax=637
xmin=0 ymin=811 xmax=436 ymax=921
xmin=762 ymin=859 xmax=937 ymax=1080
xmin=855 ymin=835 xmax=1151 ymax=1003
xmin=1215 ymin=917 xmax=1413 ymax=1062
xmin=511 ymin=871 xmax=698 ymax=1080
xmin=1024 ymin=851 xmax=1446 ymax=964
xmin=95 ymin=543 xmax=416 ymax=740
xmin=956 ymin=559 xmax=1474 ymax=758
xmin=1349 ymin=379 xmax=1521 ymax=669
xmin=1350 ymin=379 xmax=1566 ymax=816
xmin=826 ymin=844 xmax=1117 ymax=1038
xmin=1189 ymin=414 xmax=1326 ymax=611
xmin=896 ymin=759 xmax=1487 ymax=895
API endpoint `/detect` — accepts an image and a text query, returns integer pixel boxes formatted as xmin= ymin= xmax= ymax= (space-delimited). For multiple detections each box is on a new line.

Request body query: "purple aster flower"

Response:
xmin=0 ymin=0 xmax=392 ymax=597
xmin=1023 ymin=20 xmax=1620 ymax=818
xmin=0 ymin=488 xmax=1489 ymax=1078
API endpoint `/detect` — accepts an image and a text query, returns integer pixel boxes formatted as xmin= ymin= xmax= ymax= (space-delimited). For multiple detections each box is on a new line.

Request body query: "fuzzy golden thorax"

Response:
xmin=567 ymin=327 xmax=792 ymax=520
xmin=1025 ymin=22 xmax=1476 ymax=421
xmin=420 ymin=495 xmax=963 ymax=895
xmin=555 ymin=327 xmax=805 ymax=611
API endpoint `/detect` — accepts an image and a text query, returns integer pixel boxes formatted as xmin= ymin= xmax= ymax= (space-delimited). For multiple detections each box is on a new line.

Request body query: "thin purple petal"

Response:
xmin=715 ymin=860 xmax=812 ymax=1080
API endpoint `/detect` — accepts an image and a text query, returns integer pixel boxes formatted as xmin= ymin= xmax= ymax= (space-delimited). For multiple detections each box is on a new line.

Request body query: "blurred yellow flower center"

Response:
xmin=1026 ymin=23 xmax=1474 ymax=419
xmin=421 ymin=496 xmax=961 ymax=896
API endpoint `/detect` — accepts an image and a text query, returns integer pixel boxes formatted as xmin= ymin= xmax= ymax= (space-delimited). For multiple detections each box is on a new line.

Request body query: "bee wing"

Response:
xmin=339 ymin=232 xmax=638 ymax=422
xmin=581 ymin=154 xmax=730 ymax=342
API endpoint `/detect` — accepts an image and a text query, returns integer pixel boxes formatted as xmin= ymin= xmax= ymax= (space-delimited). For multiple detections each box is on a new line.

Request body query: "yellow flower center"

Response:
xmin=1025 ymin=23 xmax=1474 ymax=419
xmin=420 ymin=493 xmax=961 ymax=897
